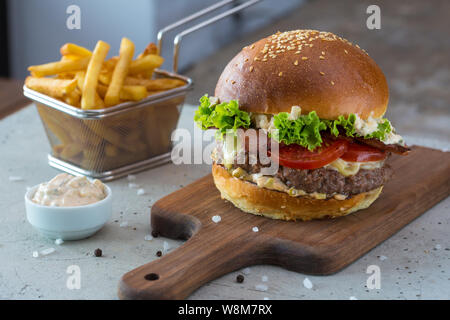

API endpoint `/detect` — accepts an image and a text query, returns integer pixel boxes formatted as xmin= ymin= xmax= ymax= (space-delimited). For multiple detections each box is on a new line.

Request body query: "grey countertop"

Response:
xmin=0 ymin=105 xmax=449 ymax=300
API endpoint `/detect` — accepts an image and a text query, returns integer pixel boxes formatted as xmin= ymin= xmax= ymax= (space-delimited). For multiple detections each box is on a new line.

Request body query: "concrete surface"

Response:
xmin=0 ymin=105 xmax=449 ymax=300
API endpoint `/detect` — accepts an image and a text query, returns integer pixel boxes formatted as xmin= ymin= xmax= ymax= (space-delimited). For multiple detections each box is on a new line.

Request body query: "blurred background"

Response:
xmin=1 ymin=0 xmax=449 ymax=142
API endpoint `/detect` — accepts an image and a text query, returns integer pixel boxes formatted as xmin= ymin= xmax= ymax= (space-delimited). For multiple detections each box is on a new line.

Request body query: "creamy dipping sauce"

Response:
xmin=32 ymin=173 xmax=106 ymax=207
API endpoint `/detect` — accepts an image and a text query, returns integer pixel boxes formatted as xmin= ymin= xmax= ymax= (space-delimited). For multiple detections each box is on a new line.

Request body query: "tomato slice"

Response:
xmin=341 ymin=142 xmax=387 ymax=162
xmin=270 ymin=138 xmax=348 ymax=170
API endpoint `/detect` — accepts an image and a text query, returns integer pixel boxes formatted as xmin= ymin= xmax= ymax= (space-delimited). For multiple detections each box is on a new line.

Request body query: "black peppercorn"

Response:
xmin=156 ymin=250 xmax=162 ymax=257
xmin=151 ymin=230 xmax=159 ymax=238
xmin=94 ymin=248 xmax=102 ymax=257
xmin=236 ymin=274 xmax=244 ymax=283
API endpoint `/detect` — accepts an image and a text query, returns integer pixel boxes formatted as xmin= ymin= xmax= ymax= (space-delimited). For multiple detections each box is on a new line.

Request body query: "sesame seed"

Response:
xmin=344 ymin=49 xmax=348 ymax=54
xmin=249 ymin=66 xmax=254 ymax=72
xmin=231 ymin=80 xmax=236 ymax=84
xmin=331 ymin=81 xmax=335 ymax=85
xmin=321 ymin=51 xmax=325 ymax=55
xmin=278 ymin=72 xmax=283 ymax=77
xmin=302 ymin=57 xmax=308 ymax=60
xmin=294 ymin=60 xmax=298 ymax=65
xmin=254 ymin=57 xmax=259 ymax=61
xmin=320 ymin=71 xmax=325 ymax=75
xmin=319 ymin=56 xmax=325 ymax=59
xmin=245 ymin=58 xmax=249 ymax=62
xmin=250 ymin=44 xmax=255 ymax=49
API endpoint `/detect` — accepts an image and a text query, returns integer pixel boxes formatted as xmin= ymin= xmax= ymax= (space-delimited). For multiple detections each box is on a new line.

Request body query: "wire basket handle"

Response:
xmin=157 ymin=0 xmax=236 ymax=56
xmin=173 ymin=0 xmax=261 ymax=72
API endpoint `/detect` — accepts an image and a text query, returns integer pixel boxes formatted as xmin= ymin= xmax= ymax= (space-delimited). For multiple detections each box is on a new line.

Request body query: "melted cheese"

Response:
xmin=325 ymin=158 xmax=384 ymax=177
xmin=229 ymin=167 xmax=347 ymax=200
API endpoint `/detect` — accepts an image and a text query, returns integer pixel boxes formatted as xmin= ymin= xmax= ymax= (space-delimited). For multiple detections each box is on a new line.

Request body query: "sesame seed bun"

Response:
xmin=212 ymin=164 xmax=383 ymax=221
xmin=214 ymin=30 xmax=389 ymax=120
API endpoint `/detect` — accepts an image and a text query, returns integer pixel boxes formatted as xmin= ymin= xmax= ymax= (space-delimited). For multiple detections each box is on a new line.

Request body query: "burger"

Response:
xmin=194 ymin=30 xmax=409 ymax=221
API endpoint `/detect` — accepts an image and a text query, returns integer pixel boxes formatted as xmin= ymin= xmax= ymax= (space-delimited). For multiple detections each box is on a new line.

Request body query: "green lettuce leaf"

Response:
xmin=194 ymin=96 xmax=394 ymax=149
xmin=364 ymin=118 xmax=392 ymax=140
xmin=271 ymin=111 xmax=327 ymax=151
xmin=194 ymin=95 xmax=251 ymax=136
xmin=325 ymin=114 xmax=357 ymax=137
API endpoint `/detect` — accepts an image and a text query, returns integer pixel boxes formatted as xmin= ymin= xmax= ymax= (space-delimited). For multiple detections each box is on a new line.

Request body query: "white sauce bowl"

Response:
xmin=25 ymin=184 xmax=112 ymax=240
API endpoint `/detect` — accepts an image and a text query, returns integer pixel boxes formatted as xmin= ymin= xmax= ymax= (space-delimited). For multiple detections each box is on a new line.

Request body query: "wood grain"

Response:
xmin=119 ymin=146 xmax=450 ymax=299
xmin=0 ymin=78 xmax=29 ymax=120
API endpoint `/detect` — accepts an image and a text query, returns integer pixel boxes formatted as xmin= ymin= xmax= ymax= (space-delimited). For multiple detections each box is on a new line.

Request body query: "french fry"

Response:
xmin=124 ymin=77 xmax=185 ymax=91
xmin=137 ymin=43 xmax=158 ymax=77
xmin=105 ymin=144 xmax=119 ymax=157
xmin=120 ymin=86 xmax=147 ymax=101
xmin=60 ymin=54 xmax=83 ymax=61
xmin=94 ymin=92 xmax=105 ymax=108
xmin=28 ymin=57 xmax=90 ymax=77
xmin=60 ymin=43 xmax=92 ymax=57
xmin=105 ymin=38 xmax=135 ymax=106
xmin=64 ymin=89 xmax=81 ymax=107
xmin=98 ymin=72 xmax=112 ymax=85
xmin=128 ymin=54 xmax=164 ymax=75
xmin=52 ymin=144 xmax=64 ymax=156
xmin=60 ymin=143 xmax=83 ymax=158
xmin=38 ymin=112 xmax=73 ymax=145
xmin=84 ymin=121 xmax=135 ymax=152
xmin=81 ymin=40 xmax=110 ymax=109
xmin=97 ymin=84 xmax=146 ymax=101
xmin=103 ymin=57 xmax=118 ymax=71
xmin=138 ymin=43 xmax=157 ymax=58
xmin=25 ymin=76 xmax=77 ymax=98
xmin=74 ymin=71 xmax=86 ymax=90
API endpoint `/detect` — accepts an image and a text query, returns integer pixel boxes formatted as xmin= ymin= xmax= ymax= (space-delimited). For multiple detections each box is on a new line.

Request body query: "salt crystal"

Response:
xmin=163 ymin=241 xmax=170 ymax=253
xmin=120 ymin=221 xmax=128 ymax=228
xmin=32 ymin=251 xmax=39 ymax=258
xmin=262 ymin=275 xmax=268 ymax=282
xmin=349 ymin=296 xmax=358 ymax=300
xmin=128 ymin=183 xmax=139 ymax=189
xmin=255 ymin=284 xmax=268 ymax=292
xmin=435 ymin=244 xmax=442 ymax=250
xmin=55 ymin=238 xmax=64 ymax=245
xmin=127 ymin=174 xmax=136 ymax=181
xmin=303 ymin=277 xmax=313 ymax=289
xmin=144 ymin=234 xmax=153 ymax=241
xmin=137 ymin=188 xmax=146 ymax=196
xmin=9 ymin=176 xmax=24 ymax=182
xmin=40 ymin=248 xmax=55 ymax=256
xmin=243 ymin=267 xmax=251 ymax=275
xmin=212 ymin=215 xmax=221 ymax=223
xmin=252 ymin=226 xmax=259 ymax=232
xmin=379 ymin=255 xmax=388 ymax=261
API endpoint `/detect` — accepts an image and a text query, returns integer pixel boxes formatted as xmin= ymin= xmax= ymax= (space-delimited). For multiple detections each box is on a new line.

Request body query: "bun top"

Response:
xmin=214 ymin=30 xmax=389 ymax=120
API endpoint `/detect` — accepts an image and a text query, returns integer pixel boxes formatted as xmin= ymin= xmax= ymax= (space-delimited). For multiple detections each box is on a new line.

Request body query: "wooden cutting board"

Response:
xmin=118 ymin=146 xmax=450 ymax=299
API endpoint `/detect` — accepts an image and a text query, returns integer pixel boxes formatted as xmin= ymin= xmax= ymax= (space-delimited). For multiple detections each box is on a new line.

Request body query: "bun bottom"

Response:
xmin=212 ymin=164 xmax=383 ymax=221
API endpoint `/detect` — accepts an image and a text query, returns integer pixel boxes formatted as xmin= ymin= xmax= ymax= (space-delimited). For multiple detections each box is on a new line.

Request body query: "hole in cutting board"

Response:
xmin=144 ymin=273 xmax=160 ymax=281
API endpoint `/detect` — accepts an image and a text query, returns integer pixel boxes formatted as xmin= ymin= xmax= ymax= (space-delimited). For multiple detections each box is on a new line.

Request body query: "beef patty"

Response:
xmin=215 ymin=151 xmax=392 ymax=196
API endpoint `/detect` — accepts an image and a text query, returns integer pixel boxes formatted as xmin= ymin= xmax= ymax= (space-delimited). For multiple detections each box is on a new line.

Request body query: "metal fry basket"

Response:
xmin=23 ymin=0 xmax=261 ymax=181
